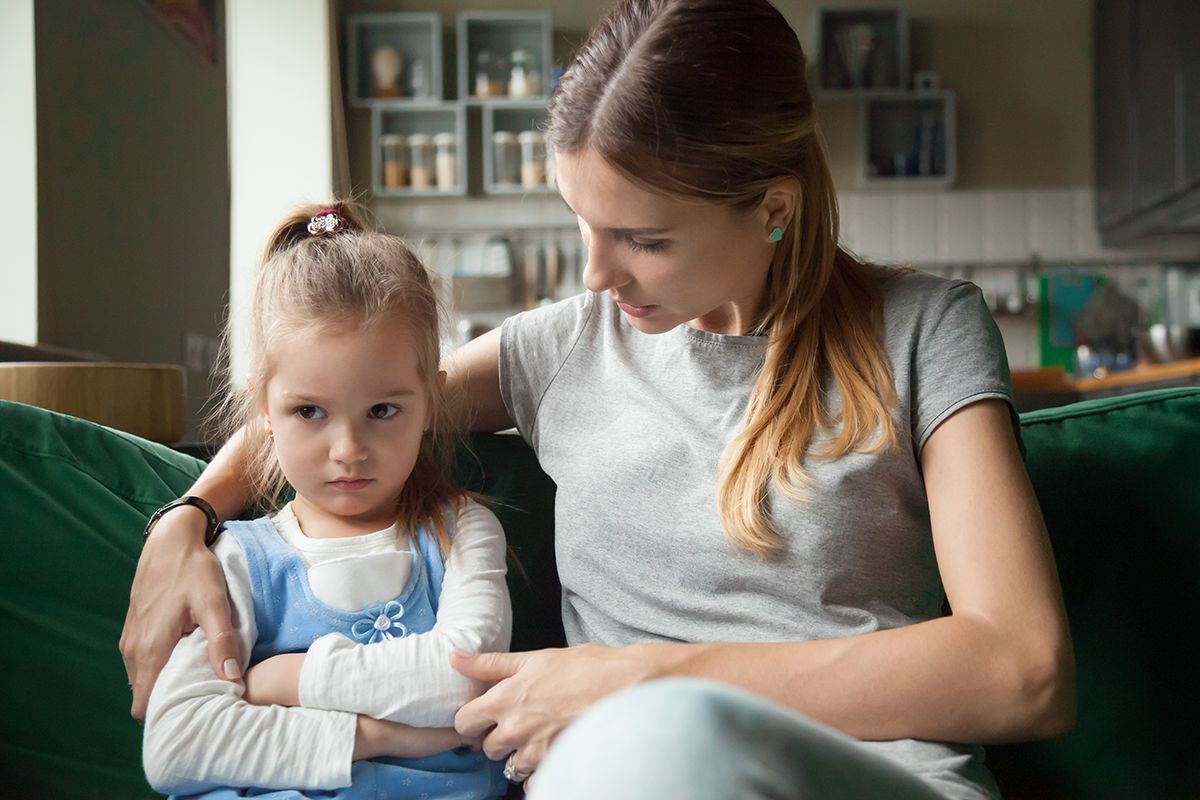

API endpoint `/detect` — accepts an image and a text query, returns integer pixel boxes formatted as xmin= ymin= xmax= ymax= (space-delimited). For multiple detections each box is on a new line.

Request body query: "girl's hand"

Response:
xmin=450 ymin=644 xmax=656 ymax=777
xmin=353 ymin=717 xmax=471 ymax=761
xmin=120 ymin=505 xmax=240 ymax=722
xmin=243 ymin=653 xmax=305 ymax=707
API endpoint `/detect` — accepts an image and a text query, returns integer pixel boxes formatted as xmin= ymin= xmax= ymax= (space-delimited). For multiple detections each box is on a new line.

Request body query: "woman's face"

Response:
xmin=555 ymin=148 xmax=780 ymax=336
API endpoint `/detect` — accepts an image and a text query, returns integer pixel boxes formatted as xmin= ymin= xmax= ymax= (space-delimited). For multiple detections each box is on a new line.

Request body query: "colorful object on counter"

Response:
xmin=1038 ymin=273 xmax=1105 ymax=371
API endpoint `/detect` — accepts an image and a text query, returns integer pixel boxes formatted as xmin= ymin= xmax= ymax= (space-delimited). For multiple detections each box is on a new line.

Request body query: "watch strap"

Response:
xmin=143 ymin=496 xmax=221 ymax=547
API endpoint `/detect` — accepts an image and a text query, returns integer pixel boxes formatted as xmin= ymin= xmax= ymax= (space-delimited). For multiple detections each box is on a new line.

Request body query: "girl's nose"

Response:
xmin=330 ymin=423 xmax=368 ymax=464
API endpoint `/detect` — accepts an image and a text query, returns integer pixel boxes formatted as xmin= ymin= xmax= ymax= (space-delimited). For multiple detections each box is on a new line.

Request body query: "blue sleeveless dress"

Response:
xmin=176 ymin=516 xmax=506 ymax=800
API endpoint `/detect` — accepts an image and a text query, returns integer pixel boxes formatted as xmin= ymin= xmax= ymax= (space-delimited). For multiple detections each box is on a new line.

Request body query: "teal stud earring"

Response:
xmin=769 ymin=227 xmax=783 ymax=242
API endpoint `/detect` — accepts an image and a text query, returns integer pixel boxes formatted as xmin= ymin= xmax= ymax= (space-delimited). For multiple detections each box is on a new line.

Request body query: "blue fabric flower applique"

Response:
xmin=351 ymin=600 xmax=409 ymax=644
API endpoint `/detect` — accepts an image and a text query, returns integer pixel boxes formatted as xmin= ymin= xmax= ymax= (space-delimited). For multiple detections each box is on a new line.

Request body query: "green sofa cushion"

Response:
xmin=0 ymin=399 xmax=205 ymax=799
xmin=990 ymin=387 xmax=1200 ymax=800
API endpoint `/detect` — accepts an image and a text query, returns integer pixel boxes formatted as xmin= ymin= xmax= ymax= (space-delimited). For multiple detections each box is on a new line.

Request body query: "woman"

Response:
xmin=122 ymin=1 xmax=1074 ymax=797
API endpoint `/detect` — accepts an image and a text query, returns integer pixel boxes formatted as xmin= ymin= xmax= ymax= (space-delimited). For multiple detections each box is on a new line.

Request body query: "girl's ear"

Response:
xmin=424 ymin=371 xmax=446 ymax=432
xmin=248 ymin=375 xmax=272 ymax=434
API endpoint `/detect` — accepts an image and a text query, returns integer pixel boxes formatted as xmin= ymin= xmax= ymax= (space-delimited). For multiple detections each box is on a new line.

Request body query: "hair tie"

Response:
xmin=307 ymin=209 xmax=352 ymax=236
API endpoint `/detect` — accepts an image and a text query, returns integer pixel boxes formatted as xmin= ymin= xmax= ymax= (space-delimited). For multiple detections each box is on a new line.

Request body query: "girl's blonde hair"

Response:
xmin=215 ymin=200 xmax=467 ymax=555
xmin=549 ymin=0 xmax=899 ymax=557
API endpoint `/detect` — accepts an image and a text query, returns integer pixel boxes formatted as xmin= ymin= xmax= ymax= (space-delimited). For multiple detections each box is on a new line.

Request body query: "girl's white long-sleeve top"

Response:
xmin=142 ymin=498 xmax=512 ymax=794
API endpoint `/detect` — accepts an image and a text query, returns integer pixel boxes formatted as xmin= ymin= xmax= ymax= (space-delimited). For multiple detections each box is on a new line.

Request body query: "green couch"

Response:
xmin=1 ymin=388 xmax=1197 ymax=799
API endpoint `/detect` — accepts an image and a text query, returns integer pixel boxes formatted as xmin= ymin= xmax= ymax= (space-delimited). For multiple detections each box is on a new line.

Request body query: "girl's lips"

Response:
xmin=616 ymin=301 xmax=657 ymax=318
xmin=329 ymin=478 xmax=372 ymax=491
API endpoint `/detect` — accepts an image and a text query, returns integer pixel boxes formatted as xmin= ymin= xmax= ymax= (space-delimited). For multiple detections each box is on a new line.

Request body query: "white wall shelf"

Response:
xmin=346 ymin=13 xmax=442 ymax=108
xmin=861 ymin=91 xmax=956 ymax=188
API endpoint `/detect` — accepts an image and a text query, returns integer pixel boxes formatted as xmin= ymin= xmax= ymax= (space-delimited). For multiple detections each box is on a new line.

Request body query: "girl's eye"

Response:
xmin=296 ymin=406 xmax=326 ymax=420
xmin=370 ymin=403 xmax=399 ymax=419
xmin=626 ymin=236 xmax=667 ymax=254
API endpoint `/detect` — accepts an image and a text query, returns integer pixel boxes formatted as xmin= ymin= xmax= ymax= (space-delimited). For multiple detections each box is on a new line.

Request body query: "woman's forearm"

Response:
xmin=642 ymin=607 xmax=1073 ymax=745
xmin=183 ymin=426 xmax=256 ymax=524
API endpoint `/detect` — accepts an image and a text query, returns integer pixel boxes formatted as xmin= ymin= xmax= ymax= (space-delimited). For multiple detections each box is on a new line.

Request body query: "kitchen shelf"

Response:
xmin=372 ymin=104 xmax=467 ymax=197
xmin=346 ymin=13 xmax=443 ymax=108
xmin=457 ymin=11 xmax=553 ymax=104
xmin=482 ymin=102 xmax=554 ymax=195
xmin=861 ymin=91 xmax=956 ymax=187
xmin=815 ymin=5 xmax=909 ymax=95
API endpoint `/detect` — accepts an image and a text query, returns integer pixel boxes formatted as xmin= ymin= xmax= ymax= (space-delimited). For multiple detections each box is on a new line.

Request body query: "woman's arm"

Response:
xmin=250 ymin=500 xmax=512 ymax=727
xmin=454 ymin=400 xmax=1074 ymax=767
xmin=121 ymin=429 xmax=255 ymax=721
xmin=443 ymin=327 xmax=515 ymax=432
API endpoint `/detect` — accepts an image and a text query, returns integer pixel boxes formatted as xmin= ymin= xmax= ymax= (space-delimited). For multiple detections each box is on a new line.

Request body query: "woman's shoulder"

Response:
xmin=873 ymin=265 xmax=983 ymax=313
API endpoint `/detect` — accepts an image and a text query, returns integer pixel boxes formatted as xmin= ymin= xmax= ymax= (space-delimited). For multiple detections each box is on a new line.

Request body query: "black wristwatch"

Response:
xmin=143 ymin=496 xmax=221 ymax=547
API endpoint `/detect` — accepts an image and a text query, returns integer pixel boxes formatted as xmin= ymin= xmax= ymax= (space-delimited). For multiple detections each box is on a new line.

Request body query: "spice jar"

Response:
xmin=474 ymin=50 xmax=506 ymax=98
xmin=518 ymin=130 xmax=547 ymax=189
xmin=407 ymin=134 xmax=434 ymax=190
xmin=433 ymin=132 xmax=457 ymax=191
xmin=509 ymin=50 xmax=540 ymax=98
xmin=380 ymin=134 xmax=407 ymax=188
xmin=492 ymin=131 xmax=520 ymax=186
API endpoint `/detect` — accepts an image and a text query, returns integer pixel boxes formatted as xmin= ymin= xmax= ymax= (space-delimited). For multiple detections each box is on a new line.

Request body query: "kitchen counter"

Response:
xmin=1012 ymin=357 xmax=1200 ymax=411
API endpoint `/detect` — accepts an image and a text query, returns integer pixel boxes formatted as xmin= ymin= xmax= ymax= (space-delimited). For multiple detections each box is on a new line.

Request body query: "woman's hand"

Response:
xmin=243 ymin=653 xmax=305 ymax=707
xmin=353 ymin=716 xmax=474 ymax=761
xmin=120 ymin=505 xmax=240 ymax=722
xmin=451 ymin=644 xmax=656 ymax=777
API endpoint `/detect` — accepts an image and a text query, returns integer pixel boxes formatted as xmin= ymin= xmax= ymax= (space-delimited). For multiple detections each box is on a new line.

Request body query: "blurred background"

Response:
xmin=2 ymin=0 xmax=1198 ymax=442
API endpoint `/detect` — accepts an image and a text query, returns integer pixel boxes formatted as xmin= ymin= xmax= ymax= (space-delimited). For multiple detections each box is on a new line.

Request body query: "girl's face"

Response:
xmin=556 ymin=148 xmax=783 ymax=336
xmin=261 ymin=317 xmax=432 ymax=538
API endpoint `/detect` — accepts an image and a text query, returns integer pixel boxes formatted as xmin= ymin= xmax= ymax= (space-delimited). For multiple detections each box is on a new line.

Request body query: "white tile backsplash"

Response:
xmin=1027 ymin=189 xmax=1074 ymax=261
xmin=982 ymin=191 xmax=1029 ymax=262
xmin=892 ymin=193 xmax=939 ymax=264
xmin=936 ymin=191 xmax=983 ymax=262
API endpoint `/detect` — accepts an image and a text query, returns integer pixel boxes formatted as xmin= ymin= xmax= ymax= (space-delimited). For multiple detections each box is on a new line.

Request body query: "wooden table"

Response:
xmin=0 ymin=362 xmax=186 ymax=443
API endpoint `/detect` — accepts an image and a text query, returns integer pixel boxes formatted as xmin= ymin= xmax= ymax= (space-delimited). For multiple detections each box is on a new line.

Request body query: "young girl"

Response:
xmin=140 ymin=203 xmax=511 ymax=799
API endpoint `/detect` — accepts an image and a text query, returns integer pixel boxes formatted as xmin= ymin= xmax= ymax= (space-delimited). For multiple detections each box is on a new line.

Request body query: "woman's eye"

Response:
xmin=296 ymin=406 xmax=326 ymax=420
xmin=626 ymin=236 xmax=667 ymax=254
xmin=370 ymin=403 xmax=399 ymax=419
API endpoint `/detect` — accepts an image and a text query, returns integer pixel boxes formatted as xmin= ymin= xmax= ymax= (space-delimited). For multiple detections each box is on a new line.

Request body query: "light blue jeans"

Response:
xmin=526 ymin=679 xmax=955 ymax=800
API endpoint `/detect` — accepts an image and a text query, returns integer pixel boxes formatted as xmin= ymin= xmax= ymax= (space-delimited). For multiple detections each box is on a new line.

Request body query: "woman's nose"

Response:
xmin=581 ymin=236 xmax=628 ymax=294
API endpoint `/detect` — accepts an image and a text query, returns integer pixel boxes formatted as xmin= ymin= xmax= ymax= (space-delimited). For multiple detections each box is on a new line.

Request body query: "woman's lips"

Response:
xmin=616 ymin=302 xmax=656 ymax=318
xmin=329 ymin=478 xmax=372 ymax=491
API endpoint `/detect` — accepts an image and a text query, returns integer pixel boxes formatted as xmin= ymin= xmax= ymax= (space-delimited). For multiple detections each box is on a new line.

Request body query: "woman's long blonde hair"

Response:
xmin=549 ymin=0 xmax=899 ymax=557
xmin=213 ymin=201 xmax=468 ymax=555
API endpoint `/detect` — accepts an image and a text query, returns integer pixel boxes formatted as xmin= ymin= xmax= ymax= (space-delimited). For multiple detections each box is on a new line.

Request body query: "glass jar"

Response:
xmin=518 ymin=130 xmax=547 ymax=189
xmin=407 ymin=134 xmax=434 ymax=190
xmin=380 ymin=134 xmax=407 ymax=188
xmin=433 ymin=132 xmax=457 ymax=191
xmin=492 ymin=131 xmax=520 ymax=186
xmin=474 ymin=50 xmax=506 ymax=98
xmin=509 ymin=50 xmax=540 ymax=98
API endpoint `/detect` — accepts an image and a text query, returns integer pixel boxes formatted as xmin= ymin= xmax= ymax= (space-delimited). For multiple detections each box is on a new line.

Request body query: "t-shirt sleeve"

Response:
xmin=499 ymin=291 xmax=595 ymax=446
xmin=908 ymin=279 xmax=1023 ymax=455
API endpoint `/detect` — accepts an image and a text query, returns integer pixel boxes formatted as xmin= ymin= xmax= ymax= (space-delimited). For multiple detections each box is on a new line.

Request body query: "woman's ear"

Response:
xmin=760 ymin=176 xmax=801 ymax=239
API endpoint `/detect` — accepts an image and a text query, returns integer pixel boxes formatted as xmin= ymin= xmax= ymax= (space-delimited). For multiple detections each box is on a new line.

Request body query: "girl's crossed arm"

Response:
xmin=240 ymin=498 xmax=512 ymax=727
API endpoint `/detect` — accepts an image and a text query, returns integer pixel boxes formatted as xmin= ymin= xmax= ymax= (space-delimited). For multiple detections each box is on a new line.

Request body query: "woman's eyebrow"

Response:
xmin=562 ymin=198 xmax=671 ymax=235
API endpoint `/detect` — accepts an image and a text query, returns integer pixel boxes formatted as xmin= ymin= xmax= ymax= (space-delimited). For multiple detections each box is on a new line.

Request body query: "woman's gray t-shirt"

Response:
xmin=499 ymin=268 xmax=1016 ymax=799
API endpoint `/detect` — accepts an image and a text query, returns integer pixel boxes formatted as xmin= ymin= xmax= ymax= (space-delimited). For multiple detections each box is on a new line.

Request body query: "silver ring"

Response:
xmin=504 ymin=754 xmax=531 ymax=783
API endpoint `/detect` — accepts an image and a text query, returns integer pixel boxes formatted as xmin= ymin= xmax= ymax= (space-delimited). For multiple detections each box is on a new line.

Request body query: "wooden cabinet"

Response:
xmin=1094 ymin=0 xmax=1200 ymax=244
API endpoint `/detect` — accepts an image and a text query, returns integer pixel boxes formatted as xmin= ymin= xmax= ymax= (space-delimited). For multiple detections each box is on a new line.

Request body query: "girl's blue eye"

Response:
xmin=296 ymin=406 xmax=326 ymax=420
xmin=626 ymin=236 xmax=667 ymax=254
xmin=370 ymin=403 xmax=398 ymax=419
